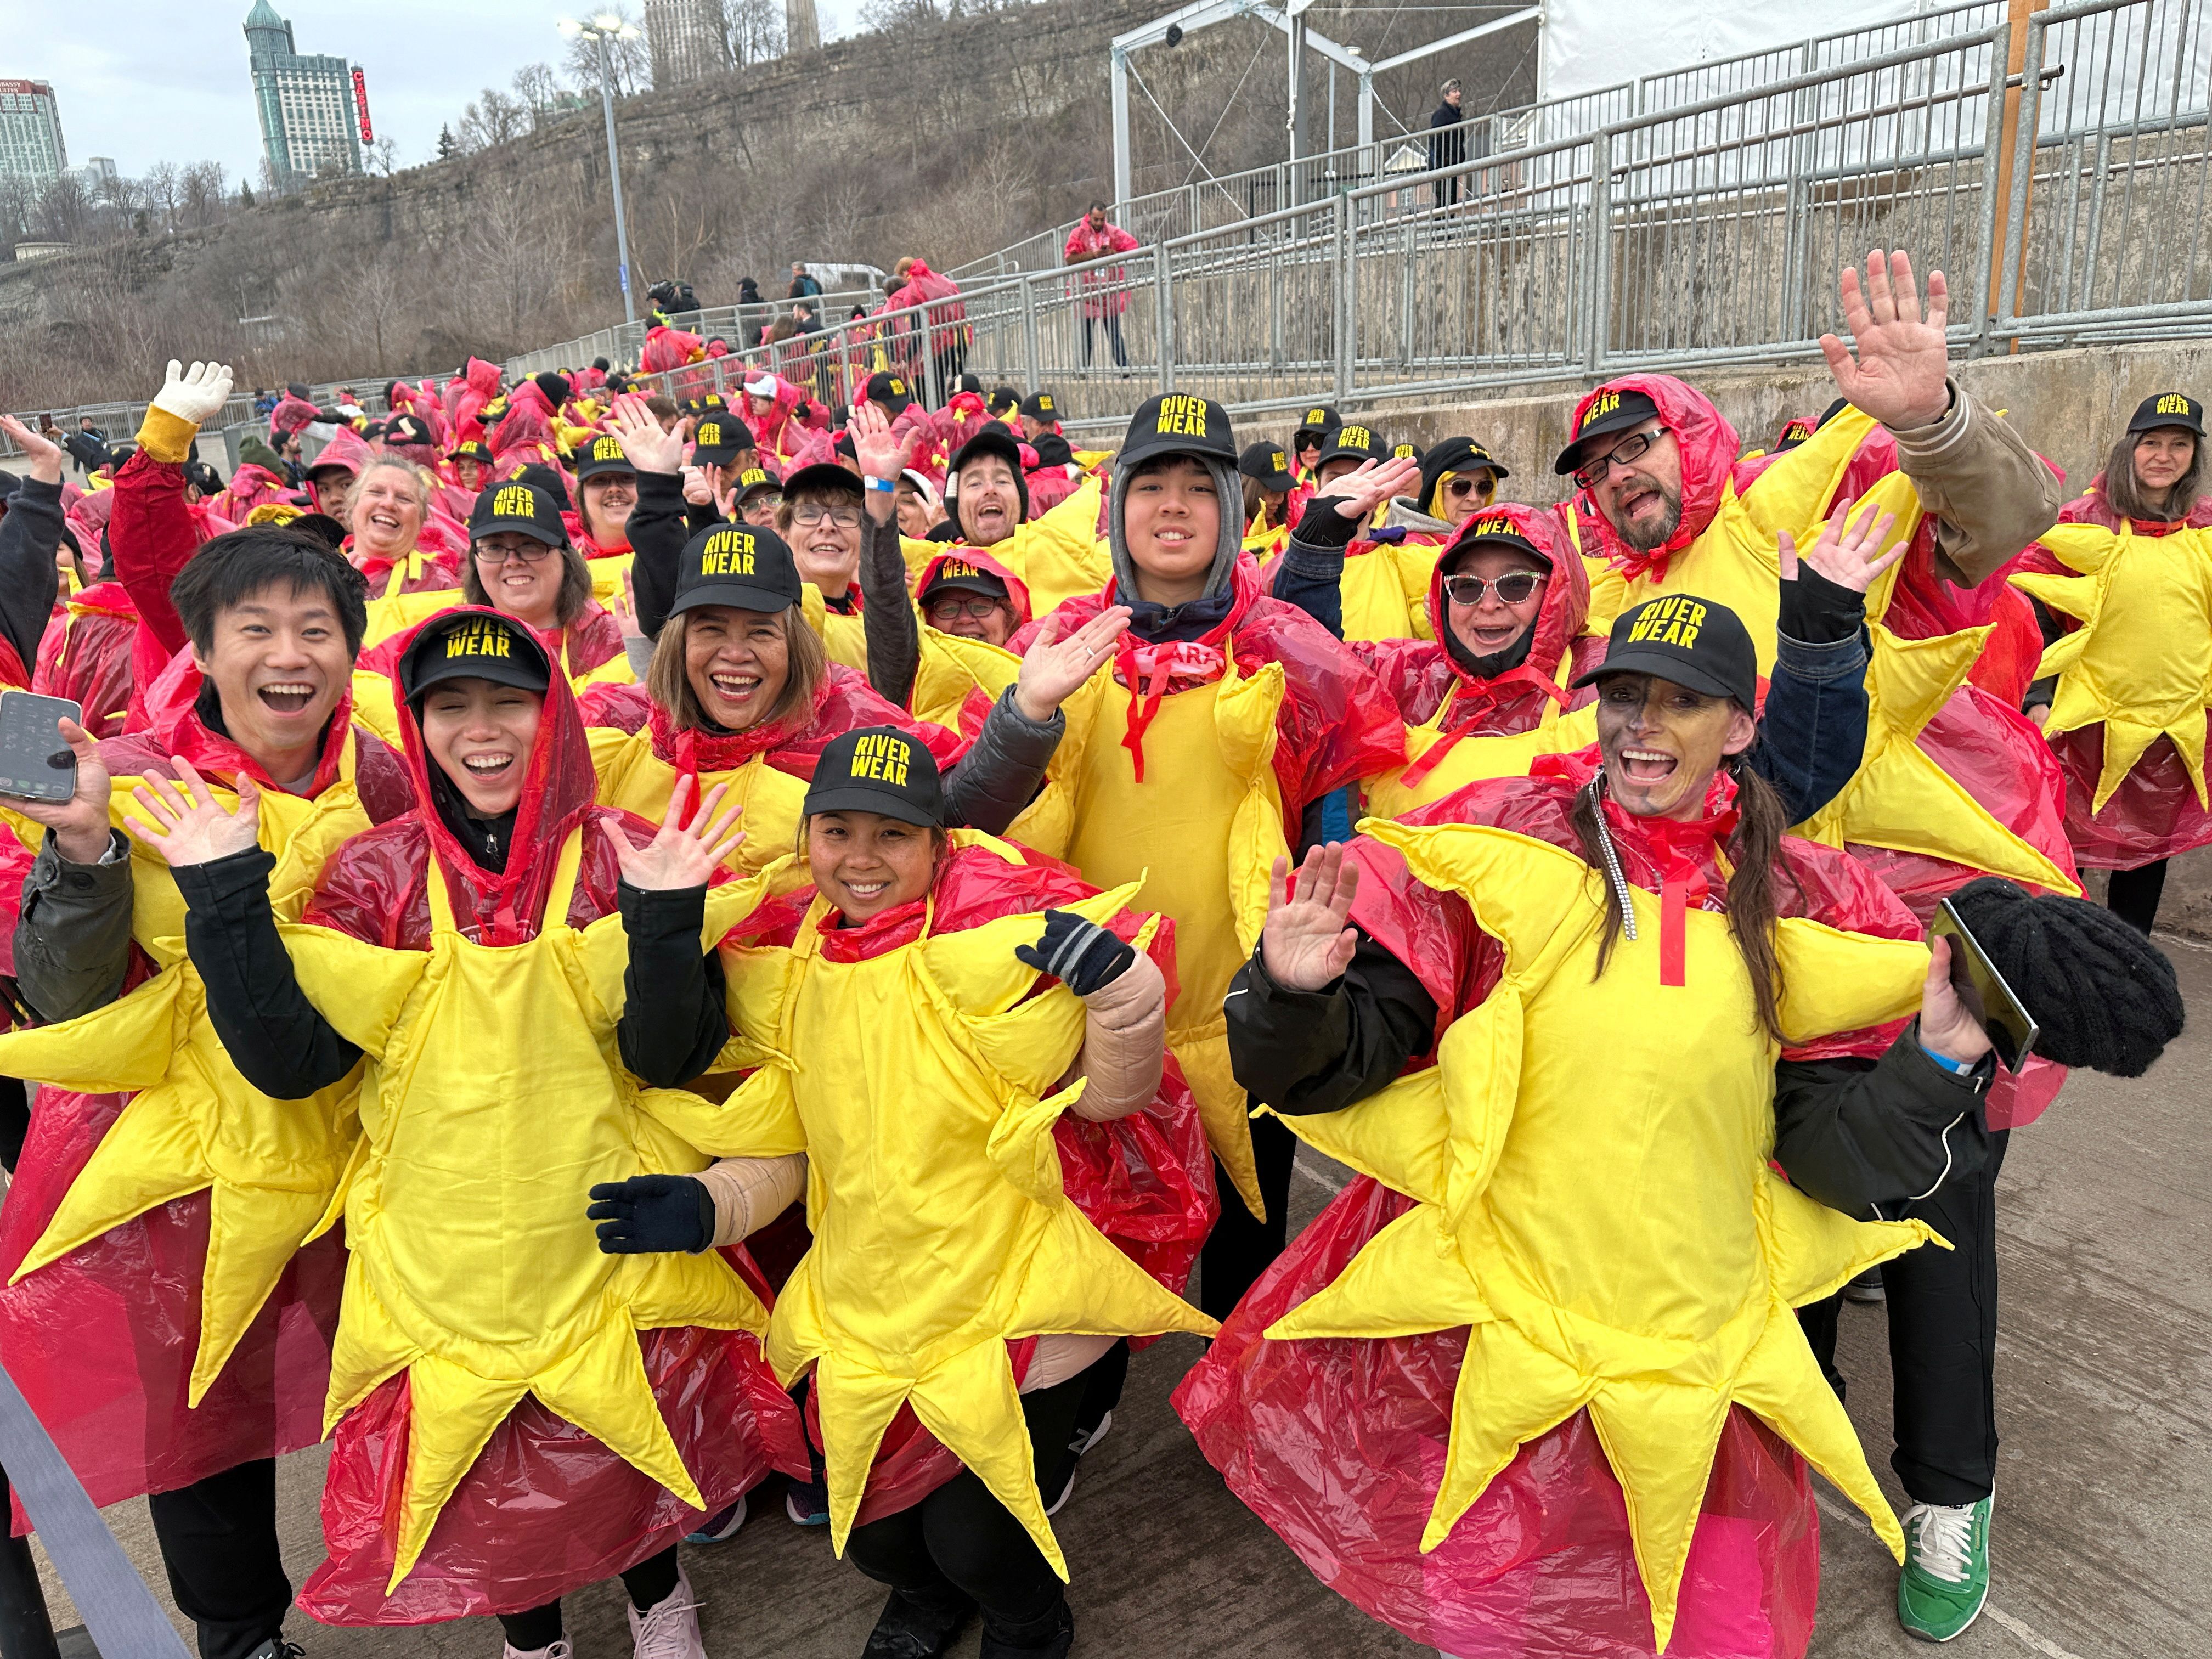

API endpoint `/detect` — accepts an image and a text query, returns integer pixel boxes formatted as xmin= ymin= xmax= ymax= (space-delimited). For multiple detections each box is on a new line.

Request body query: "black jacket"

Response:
xmin=1428 ymin=101 xmax=1468 ymax=168
xmin=1226 ymin=925 xmax=1993 ymax=1218
xmin=174 ymin=847 xmax=729 ymax=1101
xmin=0 ymin=475 xmax=63 ymax=675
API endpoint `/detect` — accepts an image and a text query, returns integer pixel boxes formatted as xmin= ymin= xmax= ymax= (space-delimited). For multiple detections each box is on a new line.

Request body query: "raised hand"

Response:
xmin=1820 ymin=251 xmax=1952 ymax=430
xmin=1321 ymin=455 xmax=1424 ymax=523
xmin=607 ymin=393 xmax=686 ymax=476
xmin=0 ymin=415 xmax=63 ymax=485
xmin=1779 ymin=496 xmax=1904 ymax=595
xmin=611 ymin=564 xmax=646 ymax=646
xmin=1013 ymin=908 xmax=1136 ymax=996
xmin=10 ymin=715 xmax=113 ymax=862
xmin=123 ymin=759 xmax=260 ymax=869
xmin=1259 ymin=843 xmax=1361 ymax=992
xmin=849 ymin=402 xmax=919 ymax=524
xmin=681 ymin=465 xmax=715 ymax=509
xmin=1917 ymin=935 xmax=1993 ymax=1066
xmin=617 ymin=775 xmax=746 ymax=890
xmin=149 ymin=359 xmax=235 ymax=430
xmin=1014 ymin=604 xmax=1129 ymax=722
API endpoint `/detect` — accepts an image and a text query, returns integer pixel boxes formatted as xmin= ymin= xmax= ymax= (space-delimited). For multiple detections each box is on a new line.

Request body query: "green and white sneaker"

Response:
xmin=1898 ymin=1494 xmax=1992 ymax=1642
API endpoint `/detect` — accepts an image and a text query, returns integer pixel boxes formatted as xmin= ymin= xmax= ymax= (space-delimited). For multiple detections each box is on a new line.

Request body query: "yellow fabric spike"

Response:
xmin=585 ymin=724 xmax=811 ymax=878
xmin=895 ymin=479 xmax=1111 ymax=617
xmin=275 ymin=834 xmax=769 ymax=1589
xmin=799 ymin=584 xmax=871 ymax=672
xmin=911 ymin=630 xmax=1022 ymax=730
xmin=1334 ymin=544 xmax=1441 ymax=645
xmin=1367 ymin=682 xmax=1595 ymax=819
xmin=722 ymin=835 xmax=1215 ymax=1577
xmin=585 ymin=552 xmax=636 ymax=610
xmin=2011 ymin=519 xmax=2212 ymax=811
xmin=1264 ymin=817 xmax=1939 ymax=1651
xmin=1010 ymin=658 xmax=1288 ymax=1218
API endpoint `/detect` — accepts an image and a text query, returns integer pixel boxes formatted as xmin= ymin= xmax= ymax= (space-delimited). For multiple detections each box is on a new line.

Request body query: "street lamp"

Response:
xmin=558 ymin=13 xmax=642 ymax=324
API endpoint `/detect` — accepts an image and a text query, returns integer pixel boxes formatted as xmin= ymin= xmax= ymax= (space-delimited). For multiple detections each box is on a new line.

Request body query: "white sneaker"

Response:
xmin=628 ymin=1567 xmax=707 ymax=1659
xmin=1070 ymin=1408 xmax=1113 ymax=1458
xmin=501 ymin=1644 xmax=571 ymax=1659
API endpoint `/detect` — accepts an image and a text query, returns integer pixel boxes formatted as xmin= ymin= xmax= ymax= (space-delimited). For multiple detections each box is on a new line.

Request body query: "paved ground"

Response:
xmin=28 ymin=943 xmax=2212 ymax=1658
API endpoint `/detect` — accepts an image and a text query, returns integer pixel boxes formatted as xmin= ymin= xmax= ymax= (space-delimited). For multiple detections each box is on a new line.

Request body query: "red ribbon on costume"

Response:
xmin=1112 ymin=636 xmax=1225 ymax=781
xmin=1604 ymin=515 xmax=1699 ymax=586
xmin=1399 ymin=665 xmax=1571 ymax=789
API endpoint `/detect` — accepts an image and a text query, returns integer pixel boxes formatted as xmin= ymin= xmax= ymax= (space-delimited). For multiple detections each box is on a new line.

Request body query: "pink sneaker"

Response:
xmin=628 ymin=1567 xmax=707 ymax=1659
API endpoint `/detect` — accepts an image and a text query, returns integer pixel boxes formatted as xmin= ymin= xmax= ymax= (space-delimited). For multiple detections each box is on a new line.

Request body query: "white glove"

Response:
xmin=150 ymin=359 xmax=235 ymax=429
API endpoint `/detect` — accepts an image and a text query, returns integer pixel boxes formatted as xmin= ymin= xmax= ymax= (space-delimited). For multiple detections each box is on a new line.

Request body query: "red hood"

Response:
xmin=308 ymin=423 xmax=372 ymax=480
xmin=506 ymin=379 xmax=554 ymax=420
xmin=917 ymin=545 xmax=1032 ymax=629
xmin=1566 ymin=373 xmax=1737 ymax=567
xmin=1421 ymin=504 xmax=1590 ymax=692
xmin=488 ymin=403 xmax=560 ymax=471
xmin=387 ymin=606 xmax=603 ymax=940
xmin=269 ymin=394 xmax=323 ymax=439
xmin=640 ymin=325 xmax=704 ymax=375
xmin=128 ymin=645 xmax=357 ymax=796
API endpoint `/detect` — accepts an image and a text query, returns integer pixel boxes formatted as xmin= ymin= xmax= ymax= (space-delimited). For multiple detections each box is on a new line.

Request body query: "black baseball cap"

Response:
xmin=1316 ymin=421 xmax=1387 ymax=472
xmin=988 ymin=385 xmax=1021 ymax=416
xmin=1389 ymin=440 xmax=1425 ymax=466
xmin=957 ymin=372 xmax=984 ymax=394
xmin=1030 ymin=432 xmax=1074 ymax=469
xmin=399 ymin=609 xmax=554 ymax=705
xmin=781 ymin=460 xmax=864 ymax=503
xmin=1419 ymin=436 xmax=1509 ymax=512
xmin=1238 ymin=440 xmax=1295 ymax=493
xmin=1554 ymin=387 xmax=1663 ymax=475
xmin=383 ymin=414 xmax=433 ymax=449
xmin=2128 ymin=391 xmax=2205 ymax=436
xmin=449 ymin=438 xmax=494 ymax=466
xmin=287 ymin=512 xmax=348 ymax=552
xmin=802 ymin=725 xmax=945 ymax=828
xmin=865 ymin=371 xmax=915 ymax=417
xmin=671 ymin=522 xmax=805 ymax=617
xmin=1117 ymin=393 xmax=1237 ymax=470
xmin=509 ymin=461 xmax=572 ymax=513
xmin=1019 ymin=391 xmax=1058 ymax=423
xmin=690 ymin=413 xmax=754 ymax=466
xmin=919 ymin=555 xmax=1012 ymax=604
xmin=573 ymin=432 xmax=635 ymax=481
xmin=1293 ymin=404 xmax=1342 ymax=443
xmin=1440 ymin=510 xmax=1551 ymax=575
xmin=469 ymin=479 xmax=567 ymax=547
xmin=949 ymin=426 xmax=1026 ymax=480
xmin=1572 ymin=592 xmax=1758 ymax=711
xmin=732 ymin=465 xmax=782 ymax=504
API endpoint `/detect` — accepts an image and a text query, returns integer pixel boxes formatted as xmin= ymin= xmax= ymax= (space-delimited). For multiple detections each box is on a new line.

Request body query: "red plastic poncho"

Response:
xmin=268 ymin=394 xmax=324 ymax=442
xmin=915 ymin=545 xmax=1034 ymax=633
xmin=1175 ymin=758 xmax=1923 ymax=1659
xmin=721 ymin=839 xmax=1217 ymax=1528
xmin=33 ymin=580 xmax=139 ymax=736
xmin=888 ymin=261 xmax=971 ymax=359
xmin=738 ymin=374 xmax=808 ymax=460
xmin=296 ymin=610 xmax=805 ymax=1621
xmin=2009 ymin=481 xmax=2212 ymax=872
xmin=1063 ymin=219 xmax=1142 ymax=319
xmin=442 ymin=358 xmax=503 ymax=437
xmin=303 ymin=424 xmax=371 ymax=510
xmin=0 ymin=659 xmax=411 ymax=1527
xmin=210 ymin=464 xmax=294 ymax=523
xmin=487 ymin=402 xmax=562 ymax=474
xmin=640 ymin=324 xmax=704 ymax=377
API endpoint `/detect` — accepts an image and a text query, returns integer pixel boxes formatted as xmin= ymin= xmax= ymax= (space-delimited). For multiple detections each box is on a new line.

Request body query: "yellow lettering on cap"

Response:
xmin=1154 ymin=394 xmax=1210 ymax=438
xmin=1270 ymin=449 xmax=1287 ymax=470
xmin=1393 ymin=443 xmax=1418 ymax=459
xmin=1582 ymin=390 xmax=1622 ymax=430
xmin=941 ymin=559 xmax=983 ymax=579
xmin=491 ymin=484 xmax=533 ymax=517
xmin=1038 ymin=394 xmax=1053 ymax=411
xmin=1305 ymin=408 xmax=1325 ymax=424
xmin=1341 ymin=426 xmax=1372 ymax=449
xmin=698 ymin=421 xmax=721 ymax=446
xmin=699 ymin=528 xmax=758 ymax=576
xmin=2157 ymin=393 xmax=2192 ymax=415
xmin=443 ymin=621 xmax=514 ymax=659
xmin=849 ymin=732 xmax=911 ymax=787
xmin=1470 ymin=513 xmax=1514 ymax=537
xmin=889 ymin=378 xmax=906 ymax=395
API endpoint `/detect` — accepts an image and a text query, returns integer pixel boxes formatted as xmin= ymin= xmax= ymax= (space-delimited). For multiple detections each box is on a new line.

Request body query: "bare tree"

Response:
xmin=369 ymin=137 xmax=399 ymax=176
xmin=37 ymin=174 xmax=91 ymax=244
xmin=143 ymin=161 xmax=182 ymax=231
xmin=457 ymin=88 xmax=528 ymax=153
xmin=512 ymin=62 xmax=563 ymax=129
xmin=462 ymin=176 xmax=553 ymax=346
xmin=180 ymin=162 xmax=228 ymax=230
xmin=728 ymin=0 xmax=786 ymax=64
xmin=334 ymin=252 xmax=411 ymax=370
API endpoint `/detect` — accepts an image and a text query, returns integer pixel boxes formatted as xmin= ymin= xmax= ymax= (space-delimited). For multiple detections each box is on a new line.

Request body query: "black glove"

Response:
xmin=1291 ymin=490 xmax=1362 ymax=549
xmin=1014 ymin=908 xmax=1136 ymax=996
xmin=1776 ymin=554 xmax=1865 ymax=645
xmin=586 ymin=1173 xmax=715 ymax=1255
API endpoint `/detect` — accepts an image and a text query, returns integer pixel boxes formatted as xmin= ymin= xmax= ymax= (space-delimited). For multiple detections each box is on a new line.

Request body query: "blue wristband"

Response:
xmin=1915 ymin=1039 xmax=1979 ymax=1076
xmin=864 ymin=475 xmax=896 ymax=493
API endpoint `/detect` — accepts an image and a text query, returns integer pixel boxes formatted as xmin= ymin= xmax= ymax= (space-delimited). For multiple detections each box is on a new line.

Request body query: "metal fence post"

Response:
xmin=1020 ymin=273 xmax=1041 ymax=394
xmin=1584 ymin=136 xmax=1612 ymax=373
xmin=1401 ymin=214 xmax=1416 ymax=369
xmin=1993 ymin=13 xmax=2047 ymax=337
xmin=1968 ymin=15 xmax=2017 ymax=353
xmin=1155 ymin=242 xmax=1176 ymax=393
xmin=1335 ymin=193 xmax=1355 ymax=399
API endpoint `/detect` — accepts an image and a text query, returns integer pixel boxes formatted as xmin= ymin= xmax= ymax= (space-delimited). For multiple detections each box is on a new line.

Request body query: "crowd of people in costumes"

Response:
xmin=0 ymin=245 xmax=2191 ymax=1659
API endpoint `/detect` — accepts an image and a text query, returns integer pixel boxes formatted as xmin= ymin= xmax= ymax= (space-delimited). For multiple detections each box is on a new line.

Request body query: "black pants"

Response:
xmin=1431 ymin=172 xmax=1460 ymax=208
xmin=496 ymin=1545 xmax=679 ymax=1652
xmin=1197 ymin=1110 xmax=1297 ymax=1320
xmin=1081 ymin=315 xmax=1128 ymax=368
xmin=145 ymin=1460 xmax=290 ymax=1659
xmin=0 ymin=1078 xmax=29 ymax=1173
xmin=844 ymin=1368 xmax=1085 ymax=1644
xmin=1798 ymin=1128 xmax=2008 ymax=1506
xmin=2107 ymin=859 xmax=2168 ymax=934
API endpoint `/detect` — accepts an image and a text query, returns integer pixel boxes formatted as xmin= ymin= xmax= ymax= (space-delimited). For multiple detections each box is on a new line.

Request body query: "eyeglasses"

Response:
xmin=1440 ymin=571 xmax=1547 ymax=607
xmin=474 ymin=541 xmax=555 ymax=565
xmin=743 ymin=492 xmax=783 ymax=512
xmin=1443 ymin=475 xmax=1494 ymax=500
xmin=791 ymin=503 xmax=861 ymax=529
xmin=1571 ymin=426 xmax=1669 ymax=492
xmin=925 ymin=596 xmax=1006 ymax=623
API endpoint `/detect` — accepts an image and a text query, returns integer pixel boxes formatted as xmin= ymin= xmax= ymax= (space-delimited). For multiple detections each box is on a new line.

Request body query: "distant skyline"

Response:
xmin=7 ymin=0 xmax=872 ymax=187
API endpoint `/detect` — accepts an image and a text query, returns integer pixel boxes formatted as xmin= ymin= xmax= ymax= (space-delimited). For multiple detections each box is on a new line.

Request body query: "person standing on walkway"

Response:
xmin=1427 ymin=80 xmax=1468 ymax=208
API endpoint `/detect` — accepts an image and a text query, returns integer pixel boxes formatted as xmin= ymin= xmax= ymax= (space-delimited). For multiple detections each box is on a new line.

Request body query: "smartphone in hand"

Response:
xmin=0 ymin=692 xmax=82 ymax=805
xmin=1929 ymin=897 xmax=2041 ymax=1073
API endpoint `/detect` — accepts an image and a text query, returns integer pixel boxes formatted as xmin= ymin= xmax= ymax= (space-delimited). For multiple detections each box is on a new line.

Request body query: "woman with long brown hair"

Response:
xmin=1181 ymin=591 xmax=2005 ymax=1659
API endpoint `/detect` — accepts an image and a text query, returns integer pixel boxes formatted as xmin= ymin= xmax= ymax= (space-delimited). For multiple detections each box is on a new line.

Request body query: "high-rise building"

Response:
xmin=786 ymin=0 xmax=821 ymax=56
xmin=0 ymin=80 xmax=67 ymax=191
xmin=243 ymin=1 xmax=362 ymax=189
xmin=644 ymin=0 xmax=730 ymax=88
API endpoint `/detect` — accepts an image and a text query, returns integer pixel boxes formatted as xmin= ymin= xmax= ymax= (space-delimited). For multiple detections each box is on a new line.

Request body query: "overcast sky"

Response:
xmin=8 ymin=0 xmax=870 ymax=185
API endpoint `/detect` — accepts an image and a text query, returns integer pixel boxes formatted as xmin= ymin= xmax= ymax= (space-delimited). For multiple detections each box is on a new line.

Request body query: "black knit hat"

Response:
xmin=1947 ymin=877 xmax=2185 ymax=1077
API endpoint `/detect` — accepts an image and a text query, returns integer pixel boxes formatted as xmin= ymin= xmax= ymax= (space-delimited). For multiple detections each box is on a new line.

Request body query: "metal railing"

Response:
xmin=501 ymin=288 xmax=885 ymax=381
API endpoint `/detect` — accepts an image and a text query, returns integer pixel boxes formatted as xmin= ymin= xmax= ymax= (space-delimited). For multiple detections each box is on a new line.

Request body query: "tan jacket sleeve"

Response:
xmin=697 ymin=1153 xmax=808 ymax=1249
xmin=1887 ymin=381 xmax=2063 ymax=587
xmin=1063 ymin=948 xmax=1166 ymax=1123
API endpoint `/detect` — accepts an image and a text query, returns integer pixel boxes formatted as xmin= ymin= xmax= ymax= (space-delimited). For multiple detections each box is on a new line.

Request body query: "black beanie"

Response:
xmin=1947 ymin=877 xmax=2185 ymax=1077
